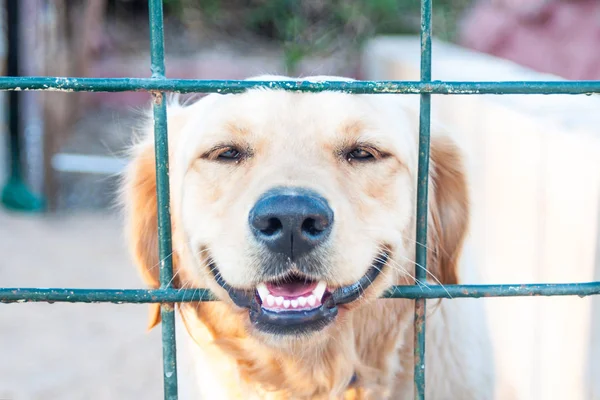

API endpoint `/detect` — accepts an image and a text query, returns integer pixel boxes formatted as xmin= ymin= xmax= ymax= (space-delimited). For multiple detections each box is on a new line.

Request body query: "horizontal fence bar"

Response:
xmin=1 ymin=77 xmax=600 ymax=95
xmin=2 ymin=282 xmax=599 ymax=304
xmin=0 ymin=288 xmax=215 ymax=303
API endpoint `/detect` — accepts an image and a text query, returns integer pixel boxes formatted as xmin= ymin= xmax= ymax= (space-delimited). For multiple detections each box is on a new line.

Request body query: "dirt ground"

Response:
xmin=0 ymin=210 xmax=163 ymax=400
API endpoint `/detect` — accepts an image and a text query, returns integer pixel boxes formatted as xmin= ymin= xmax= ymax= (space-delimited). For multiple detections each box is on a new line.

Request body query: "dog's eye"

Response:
xmin=347 ymin=148 xmax=375 ymax=162
xmin=217 ymin=147 xmax=242 ymax=161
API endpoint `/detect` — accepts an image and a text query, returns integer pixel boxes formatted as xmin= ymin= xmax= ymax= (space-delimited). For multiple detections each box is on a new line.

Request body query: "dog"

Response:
xmin=121 ymin=75 xmax=495 ymax=399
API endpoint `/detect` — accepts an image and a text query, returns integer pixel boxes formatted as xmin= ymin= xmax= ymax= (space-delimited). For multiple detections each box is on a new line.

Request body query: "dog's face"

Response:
xmin=123 ymin=75 xmax=468 ymax=343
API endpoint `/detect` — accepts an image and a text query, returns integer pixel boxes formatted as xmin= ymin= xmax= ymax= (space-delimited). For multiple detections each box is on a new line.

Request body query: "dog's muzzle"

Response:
xmin=211 ymin=252 xmax=388 ymax=335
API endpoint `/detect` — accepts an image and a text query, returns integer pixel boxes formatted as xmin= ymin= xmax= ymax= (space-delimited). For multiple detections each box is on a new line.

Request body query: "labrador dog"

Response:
xmin=121 ymin=75 xmax=494 ymax=399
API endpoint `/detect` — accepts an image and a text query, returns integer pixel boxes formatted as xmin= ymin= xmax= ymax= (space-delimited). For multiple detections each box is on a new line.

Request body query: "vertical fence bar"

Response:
xmin=414 ymin=0 xmax=432 ymax=399
xmin=5 ymin=0 xmax=22 ymax=186
xmin=148 ymin=0 xmax=178 ymax=399
xmin=1 ymin=0 xmax=44 ymax=212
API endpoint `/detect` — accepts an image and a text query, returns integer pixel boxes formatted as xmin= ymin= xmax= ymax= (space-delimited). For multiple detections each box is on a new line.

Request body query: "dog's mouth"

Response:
xmin=211 ymin=252 xmax=389 ymax=335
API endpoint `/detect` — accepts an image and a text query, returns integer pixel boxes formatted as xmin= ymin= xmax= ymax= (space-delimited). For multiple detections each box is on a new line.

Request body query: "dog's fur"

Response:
xmin=121 ymin=75 xmax=495 ymax=399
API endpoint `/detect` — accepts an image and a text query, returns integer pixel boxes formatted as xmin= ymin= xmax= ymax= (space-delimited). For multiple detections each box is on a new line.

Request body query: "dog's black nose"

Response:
xmin=249 ymin=187 xmax=334 ymax=259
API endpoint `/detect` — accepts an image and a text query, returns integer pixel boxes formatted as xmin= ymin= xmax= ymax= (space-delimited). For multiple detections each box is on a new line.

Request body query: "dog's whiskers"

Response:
xmin=380 ymin=256 xmax=427 ymax=288
xmin=361 ymin=227 xmax=439 ymax=254
xmin=372 ymin=248 xmax=428 ymax=289
xmin=392 ymin=252 xmax=451 ymax=298
xmin=145 ymin=250 xmax=175 ymax=274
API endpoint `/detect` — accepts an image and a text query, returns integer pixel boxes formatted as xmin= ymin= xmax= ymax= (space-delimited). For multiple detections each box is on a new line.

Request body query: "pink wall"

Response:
xmin=460 ymin=0 xmax=600 ymax=80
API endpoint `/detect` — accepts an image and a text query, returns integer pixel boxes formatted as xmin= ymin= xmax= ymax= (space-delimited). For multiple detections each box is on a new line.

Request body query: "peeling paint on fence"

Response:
xmin=2 ymin=283 xmax=600 ymax=304
xmin=1 ymin=77 xmax=600 ymax=95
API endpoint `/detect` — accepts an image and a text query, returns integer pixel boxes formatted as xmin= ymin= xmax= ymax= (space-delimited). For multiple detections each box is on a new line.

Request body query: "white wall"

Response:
xmin=362 ymin=36 xmax=600 ymax=400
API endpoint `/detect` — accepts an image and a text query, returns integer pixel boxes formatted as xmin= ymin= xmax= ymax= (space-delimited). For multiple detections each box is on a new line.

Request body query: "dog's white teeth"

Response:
xmin=257 ymin=283 xmax=269 ymax=301
xmin=258 ymin=283 xmax=322 ymax=310
xmin=313 ymin=280 xmax=327 ymax=300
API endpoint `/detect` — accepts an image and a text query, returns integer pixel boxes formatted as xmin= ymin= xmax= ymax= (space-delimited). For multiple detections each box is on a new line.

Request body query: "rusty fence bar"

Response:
xmin=2 ymin=282 xmax=600 ymax=304
xmin=1 ymin=77 xmax=600 ymax=95
xmin=413 ymin=0 xmax=432 ymax=397
xmin=147 ymin=0 xmax=178 ymax=399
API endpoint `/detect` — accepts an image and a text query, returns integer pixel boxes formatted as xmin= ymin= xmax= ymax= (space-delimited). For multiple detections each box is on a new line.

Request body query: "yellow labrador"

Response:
xmin=121 ymin=75 xmax=494 ymax=399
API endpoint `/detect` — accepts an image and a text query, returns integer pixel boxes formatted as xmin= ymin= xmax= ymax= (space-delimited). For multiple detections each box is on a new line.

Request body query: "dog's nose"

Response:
xmin=249 ymin=187 xmax=334 ymax=259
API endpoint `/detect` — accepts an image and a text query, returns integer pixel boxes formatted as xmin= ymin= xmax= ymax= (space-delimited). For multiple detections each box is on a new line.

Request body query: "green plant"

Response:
xmin=164 ymin=0 xmax=472 ymax=73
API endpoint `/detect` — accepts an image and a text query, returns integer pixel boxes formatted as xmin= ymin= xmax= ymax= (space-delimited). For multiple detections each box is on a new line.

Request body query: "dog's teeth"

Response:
xmin=291 ymin=299 xmax=299 ymax=308
xmin=298 ymin=296 xmax=307 ymax=307
xmin=283 ymin=299 xmax=291 ymax=308
xmin=313 ymin=281 xmax=327 ymax=300
xmin=307 ymin=295 xmax=317 ymax=307
xmin=275 ymin=296 xmax=284 ymax=306
xmin=266 ymin=295 xmax=275 ymax=307
xmin=256 ymin=283 xmax=269 ymax=301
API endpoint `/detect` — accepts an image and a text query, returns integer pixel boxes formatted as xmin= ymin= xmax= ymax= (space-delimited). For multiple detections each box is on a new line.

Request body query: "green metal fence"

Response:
xmin=2 ymin=0 xmax=600 ymax=399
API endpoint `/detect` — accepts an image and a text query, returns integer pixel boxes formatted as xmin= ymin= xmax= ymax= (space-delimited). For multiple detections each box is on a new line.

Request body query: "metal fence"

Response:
xmin=1 ymin=0 xmax=600 ymax=399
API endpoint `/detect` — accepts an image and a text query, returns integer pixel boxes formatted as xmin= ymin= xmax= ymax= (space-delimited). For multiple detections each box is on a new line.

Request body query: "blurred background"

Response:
xmin=1 ymin=0 xmax=600 ymax=399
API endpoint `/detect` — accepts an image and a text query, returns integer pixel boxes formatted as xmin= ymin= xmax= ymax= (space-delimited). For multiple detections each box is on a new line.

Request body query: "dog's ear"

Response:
xmin=427 ymin=136 xmax=470 ymax=285
xmin=122 ymin=103 xmax=188 ymax=330
xmin=122 ymin=138 xmax=165 ymax=330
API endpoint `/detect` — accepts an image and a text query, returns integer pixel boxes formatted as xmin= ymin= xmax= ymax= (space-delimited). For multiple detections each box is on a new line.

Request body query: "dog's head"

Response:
xmin=122 ymin=75 xmax=469 ymax=343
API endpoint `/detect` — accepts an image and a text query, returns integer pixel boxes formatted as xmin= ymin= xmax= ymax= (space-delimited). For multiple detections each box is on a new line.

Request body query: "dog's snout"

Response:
xmin=249 ymin=187 xmax=333 ymax=259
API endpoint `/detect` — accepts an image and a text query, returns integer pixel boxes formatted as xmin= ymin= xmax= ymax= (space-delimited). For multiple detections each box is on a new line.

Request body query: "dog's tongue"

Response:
xmin=266 ymin=281 xmax=317 ymax=297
